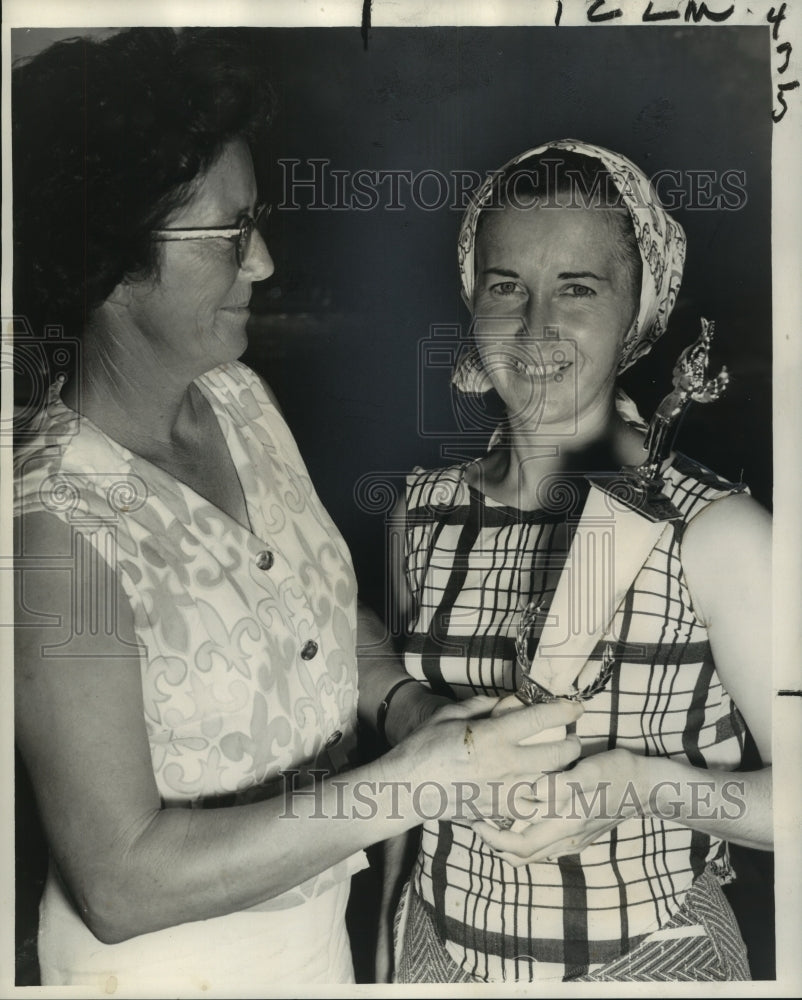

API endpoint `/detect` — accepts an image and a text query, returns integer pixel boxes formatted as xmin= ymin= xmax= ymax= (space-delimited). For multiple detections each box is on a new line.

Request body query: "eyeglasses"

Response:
xmin=152 ymin=203 xmax=271 ymax=268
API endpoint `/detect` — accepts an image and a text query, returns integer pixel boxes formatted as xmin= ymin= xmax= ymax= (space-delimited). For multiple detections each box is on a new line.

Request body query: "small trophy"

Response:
xmin=584 ymin=317 xmax=730 ymax=526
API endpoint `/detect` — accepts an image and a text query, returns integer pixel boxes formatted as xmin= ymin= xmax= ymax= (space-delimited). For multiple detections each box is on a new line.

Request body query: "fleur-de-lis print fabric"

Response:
xmin=15 ymin=361 xmax=366 ymax=909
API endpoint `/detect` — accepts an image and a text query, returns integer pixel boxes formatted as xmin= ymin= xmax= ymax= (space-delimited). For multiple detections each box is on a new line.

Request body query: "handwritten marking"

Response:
xmin=643 ymin=2 xmax=681 ymax=20
xmin=683 ymin=2 xmax=735 ymax=22
xmin=773 ymin=80 xmax=801 ymax=121
xmin=550 ymin=0 xmax=737 ymax=27
xmin=768 ymin=3 xmax=787 ymax=40
xmin=361 ymin=0 xmax=372 ymax=50
xmin=768 ymin=4 xmax=798 ymax=122
xmin=587 ymin=0 xmax=623 ymax=21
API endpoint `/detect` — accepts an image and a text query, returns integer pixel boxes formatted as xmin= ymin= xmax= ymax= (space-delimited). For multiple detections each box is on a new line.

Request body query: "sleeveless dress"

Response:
xmin=14 ymin=361 xmax=367 ymax=989
xmin=398 ymin=455 xmax=750 ymax=982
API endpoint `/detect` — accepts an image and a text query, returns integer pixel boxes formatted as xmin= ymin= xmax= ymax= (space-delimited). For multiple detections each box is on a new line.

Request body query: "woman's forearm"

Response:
xmin=474 ymin=745 xmax=773 ymax=864
xmin=635 ymin=755 xmax=773 ymax=851
xmin=88 ymin=749 xmax=419 ymax=944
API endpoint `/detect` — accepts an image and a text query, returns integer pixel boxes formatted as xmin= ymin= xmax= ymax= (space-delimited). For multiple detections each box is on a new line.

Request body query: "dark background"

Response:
xmin=14 ymin=24 xmax=774 ymax=983
xmin=240 ymin=25 xmax=773 ymax=597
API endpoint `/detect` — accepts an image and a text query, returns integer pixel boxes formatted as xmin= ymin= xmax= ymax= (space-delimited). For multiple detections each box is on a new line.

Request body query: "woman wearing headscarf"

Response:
xmin=381 ymin=140 xmax=772 ymax=982
xmin=11 ymin=32 xmax=580 ymax=989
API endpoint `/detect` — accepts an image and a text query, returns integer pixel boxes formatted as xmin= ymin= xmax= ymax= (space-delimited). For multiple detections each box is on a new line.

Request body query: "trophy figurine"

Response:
xmin=588 ymin=317 xmax=730 ymax=525
xmin=639 ymin=317 xmax=729 ymax=482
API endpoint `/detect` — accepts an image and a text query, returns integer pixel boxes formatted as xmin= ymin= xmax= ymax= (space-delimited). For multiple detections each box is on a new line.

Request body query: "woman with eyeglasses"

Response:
xmin=11 ymin=28 xmax=576 ymax=989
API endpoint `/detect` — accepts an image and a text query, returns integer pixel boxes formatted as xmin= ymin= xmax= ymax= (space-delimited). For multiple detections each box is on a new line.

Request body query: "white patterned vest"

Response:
xmin=15 ymin=361 xmax=366 ymax=911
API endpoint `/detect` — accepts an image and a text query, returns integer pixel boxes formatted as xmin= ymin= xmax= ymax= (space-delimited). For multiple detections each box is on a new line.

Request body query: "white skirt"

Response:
xmin=39 ymin=864 xmax=358 ymax=994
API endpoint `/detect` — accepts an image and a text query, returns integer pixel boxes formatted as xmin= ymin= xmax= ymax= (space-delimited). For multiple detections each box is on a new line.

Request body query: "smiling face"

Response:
xmin=125 ymin=138 xmax=274 ymax=375
xmin=472 ymin=204 xmax=640 ymax=432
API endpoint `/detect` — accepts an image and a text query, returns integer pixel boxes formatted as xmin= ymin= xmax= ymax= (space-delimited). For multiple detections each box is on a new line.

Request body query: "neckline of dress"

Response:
xmin=46 ymin=368 xmax=262 ymax=541
xmin=454 ymin=451 xmax=682 ymax=520
xmin=454 ymin=457 xmax=588 ymax=521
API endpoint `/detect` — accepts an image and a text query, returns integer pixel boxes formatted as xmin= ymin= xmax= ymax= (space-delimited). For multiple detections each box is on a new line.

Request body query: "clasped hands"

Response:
xmin=416 ymin=693 xmax=645 ymax=867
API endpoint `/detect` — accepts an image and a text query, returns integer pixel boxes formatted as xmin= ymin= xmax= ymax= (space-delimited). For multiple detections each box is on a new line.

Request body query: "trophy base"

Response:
xmin=586 ymin=471 xmax=682 ymax=523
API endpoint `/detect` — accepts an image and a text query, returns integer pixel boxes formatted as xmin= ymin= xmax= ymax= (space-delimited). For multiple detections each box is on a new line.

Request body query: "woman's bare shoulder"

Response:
xmin=682 ymin=491 xmax=770 ymax=556
xmin=680 ymin=492 xmax=771 ymax=631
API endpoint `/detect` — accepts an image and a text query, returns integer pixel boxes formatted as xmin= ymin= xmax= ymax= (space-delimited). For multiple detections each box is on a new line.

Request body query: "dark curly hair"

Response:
xmin=12 ymin=28 xmax=274 ymax=340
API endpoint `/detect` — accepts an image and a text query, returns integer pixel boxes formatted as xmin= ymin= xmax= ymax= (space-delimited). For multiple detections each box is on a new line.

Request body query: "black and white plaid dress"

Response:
xmin=400 ymin=453 xmax=750 ymax=982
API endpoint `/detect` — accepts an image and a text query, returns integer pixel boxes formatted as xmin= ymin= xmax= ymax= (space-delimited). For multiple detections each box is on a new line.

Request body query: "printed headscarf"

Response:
xmin=453 ymin=139 xmax=687 ymax=393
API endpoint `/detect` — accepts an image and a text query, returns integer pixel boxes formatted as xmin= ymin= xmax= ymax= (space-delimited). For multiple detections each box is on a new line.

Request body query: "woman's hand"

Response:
xmin=475 ymin=815 xmax=623 ymax=866
xmin=472 ymin=747 xmax=646 ymax=865
xmin=396 ymin=696 xmax=584 ymax=826
xmin=492 ymin=691 xmax=569 ymax=744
